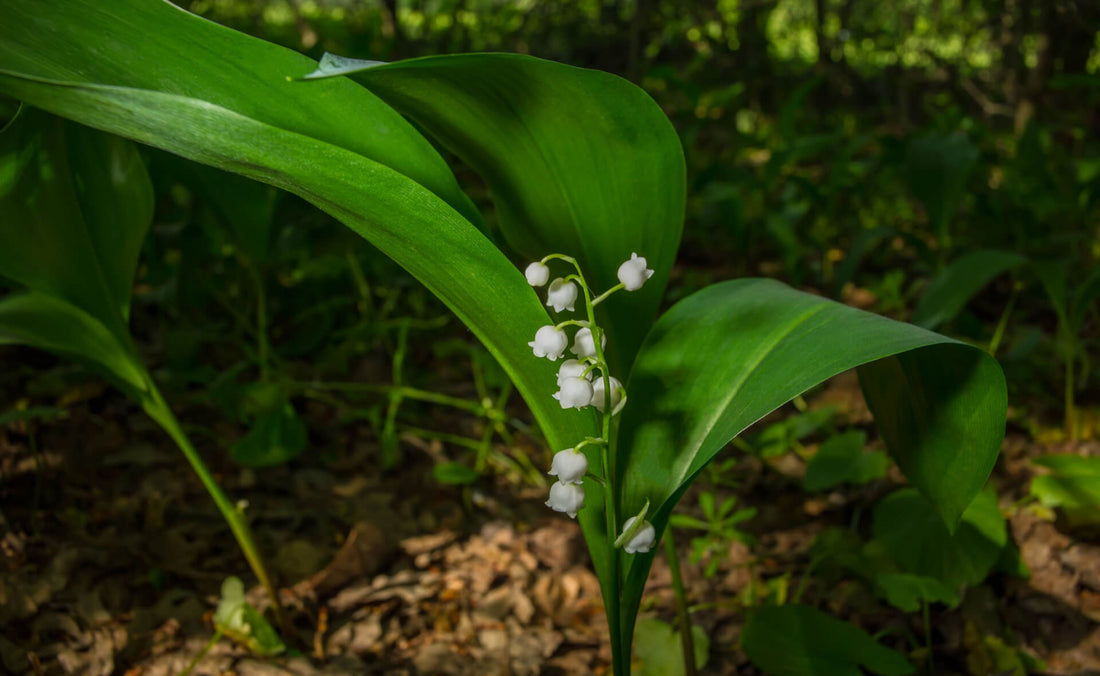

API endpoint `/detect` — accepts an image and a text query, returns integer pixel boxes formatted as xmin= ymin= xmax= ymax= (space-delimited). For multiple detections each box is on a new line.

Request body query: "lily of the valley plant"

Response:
xmin=0 ymin=2 xmax=1007 ymax=674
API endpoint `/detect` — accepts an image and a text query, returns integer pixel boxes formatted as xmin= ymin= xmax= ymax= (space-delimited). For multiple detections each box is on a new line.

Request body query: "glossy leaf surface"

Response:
xmin=304 ymin=52 xmax=686 ymax=369
xmin=0 ymin=72 xmax=596 ymax=452
xmin=616 ymin=278 xmax=1006 ymax=640
xmin=0 ymin=0 xmax=479 ymax=226
xmin=0 ymin=107 xmax=152 ymax=334
xmin=0 ymin=292 xmax=147 ymax=400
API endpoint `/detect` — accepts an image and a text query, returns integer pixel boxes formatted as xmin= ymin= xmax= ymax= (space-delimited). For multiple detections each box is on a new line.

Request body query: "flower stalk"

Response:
xmin=524 ymin=252 xmax=655 ymax=676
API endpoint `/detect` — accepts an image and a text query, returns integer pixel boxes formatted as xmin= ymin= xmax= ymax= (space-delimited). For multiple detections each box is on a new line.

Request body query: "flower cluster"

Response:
xmin=524 ymin=252 xmax=657 ymax=554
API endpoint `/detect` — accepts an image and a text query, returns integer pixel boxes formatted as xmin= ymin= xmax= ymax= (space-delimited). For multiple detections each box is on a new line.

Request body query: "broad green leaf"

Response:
xmin=0 ymin=0 xmax=480 ymax=228
xmin=804 ymin=430 xmax=889 ymax=491
xmin=0 ymin=67 xmax=595 ymax=456
xmin=229 ymin=402 xmax=307 ymax=468
xmin=304 ymin=52 xmax=686 ymax=369
xmin=0 ymin=107 xmax=152 ymax=333
xmin=741 ymin=605 xmax=914 ymax=676
xmin=616 ymin=278 xmax=1005 ymax=642
xmin=872 ymin=487 xmax=1006 ymax=590
xmin=911 ymin=250 xmax=1027 ymax=329
xmin=0 ymin=20 xmax=608 ymax=587
xmin=0 ymin=292 xmax=148 ymax=401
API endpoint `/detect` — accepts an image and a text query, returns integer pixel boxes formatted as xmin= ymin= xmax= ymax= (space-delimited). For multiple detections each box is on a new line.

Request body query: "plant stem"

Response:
xmin=143 ymin=387 xmax=288 ymax=636
xmin=664 ymin=528 xmax=697 ymax=676
xmin=177 ymin=628 xmax=224 ymax=676
xmin=987 ymin=284 xmax=1018 ymax=356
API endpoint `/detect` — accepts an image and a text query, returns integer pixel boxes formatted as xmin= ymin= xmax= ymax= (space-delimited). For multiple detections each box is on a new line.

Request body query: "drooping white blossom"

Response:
xmin=546 ymin=278 xmax=579 ymax=313
xmin=546 ymin=481 xmax=585 ymax=518
xmin=548 ymin=448 xmax=588 ymax=484
xmin=525 ymin=261 xmax=550 ymax=287
xmin=553 ymin=376 xmax=594 ymax=409
xmin=556 ymin=359 xmax=590 ymax=385
xmin=571 ymin=326 xmax=605 ymax=359
xmin=591 ymin=375 xmax=623 ymax=413
xmin=528 ymin=325 xmax=568 ymax=360
xmin=617 ymin=253 xmax=654 ymax=291
xmin=619 ymin=516 xmax=656 ymax=554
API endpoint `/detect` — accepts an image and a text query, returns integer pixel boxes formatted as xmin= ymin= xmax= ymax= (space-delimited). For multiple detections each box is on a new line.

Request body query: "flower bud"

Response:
xmin=546 ymin=481 xmax=585 ymax=518
xmin=591 ymin=375 xmax=623 ymax=413
xmin=525 ymin=261 xmax=550 ymax=287
xmin=553 ymin=376 xmax=593 ymax=409
xmin=548 ymin=448 xmax=588 ymax=484
xmin=556 ymin=359 xmax=590 ymax=385
xmin=528 ymin=325 xmax=568 ymax=361
xmin=617 ymin=252 xmax=654 ymax=291
xmin=545 ymin=278 xmax=578 ymax=313
xmin=571 ymin=326 xmax=606 ymax=359
xmin=619 ymin=516 xmax=656 ymax=554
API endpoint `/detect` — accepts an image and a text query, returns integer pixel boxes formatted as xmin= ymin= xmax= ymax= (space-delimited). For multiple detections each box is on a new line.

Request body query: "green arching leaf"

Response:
xmin=872 ymin=486 xmax=1006 ymax=590
xmin=0 ymin=71 xmax=596 ymax=440
xmin=741 ymin=605 xmax=914 ymax=676
xmin=0 ymin=107 xmax=153 ymax=333
xmin=0 ymin=59 xmax=605 ymax=578
xmin=0 ymin=292 xmax=148 ymax=401
xmin=911 ymin=249 xmax=1027 ymax=329
xmin=304 ymin=52 xmax=686 ymax=370
xmin=615 ymin=278 xmax=1005 ymax=644
xmin=0 ymin=0 xmax=480 ymax=229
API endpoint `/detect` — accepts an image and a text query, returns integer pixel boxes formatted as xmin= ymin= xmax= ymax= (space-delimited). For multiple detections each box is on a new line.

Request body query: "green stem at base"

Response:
xmin=144 ymin=386 xmax=288 ymax=637
xmin=665 ymin=527 xmax=697 ymax=676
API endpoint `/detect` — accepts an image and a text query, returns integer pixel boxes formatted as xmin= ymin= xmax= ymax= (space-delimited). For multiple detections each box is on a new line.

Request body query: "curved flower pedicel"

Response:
xmin=525 ymin=253 xmax=646 ymax=555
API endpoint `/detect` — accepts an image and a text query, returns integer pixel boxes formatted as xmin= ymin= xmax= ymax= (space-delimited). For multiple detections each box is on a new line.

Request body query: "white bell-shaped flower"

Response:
xmin=525 ymin=261 xmax=550 ymax=287
xmin=548 ymin=448 xmax=588 ymax=484
xmin=617 ymin=252 xmax=654 ymax=291
xmin=556 ymin=359 xmax=590 ymax=385
xmin=571 ymin=326 xmax=606 ymax=359
xmin=591 ymin=375 xmax=623 ymax=413
xmin=619 ymin=516 xmax=656 ymax=554
xmin=545 ymin=278 xmax=578 ymax=313
xmin=528 ymin=325 xmax=568 ymax=361
xmin=553 ymin=376 xmax=593 ymax=409
xmin=546 ymin=481 xmax=585 ymax=518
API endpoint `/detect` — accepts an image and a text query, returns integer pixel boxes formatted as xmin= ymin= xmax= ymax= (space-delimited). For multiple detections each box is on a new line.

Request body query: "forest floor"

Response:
xmin=2 ymin=336 xmax=1100 ymax=676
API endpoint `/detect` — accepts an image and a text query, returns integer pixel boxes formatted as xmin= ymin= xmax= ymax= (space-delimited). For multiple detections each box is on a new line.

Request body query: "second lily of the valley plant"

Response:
xmin=0 ymin=2 xmax=1008 ymax=674
xmin=529 ymin=253 xmax=657 ymax=555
